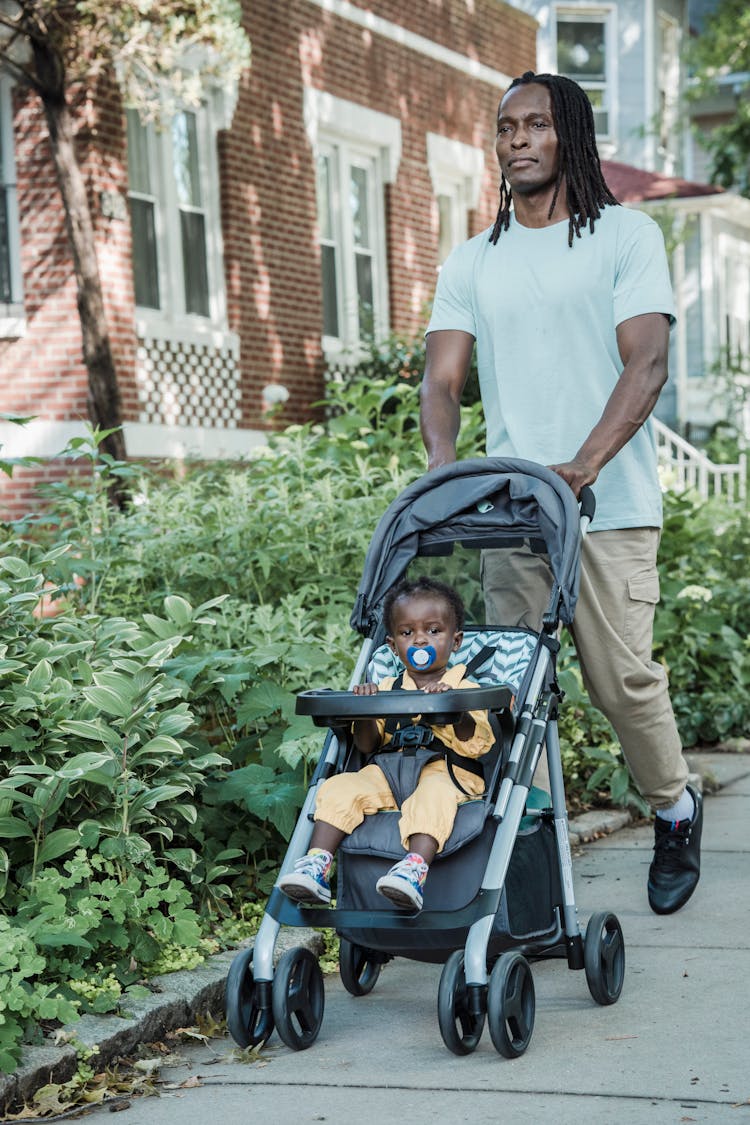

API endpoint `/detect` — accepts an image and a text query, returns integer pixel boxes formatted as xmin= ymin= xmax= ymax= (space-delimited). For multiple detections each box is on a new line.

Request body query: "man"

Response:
xmin=419 ymin=71 xmax=701 ymax=915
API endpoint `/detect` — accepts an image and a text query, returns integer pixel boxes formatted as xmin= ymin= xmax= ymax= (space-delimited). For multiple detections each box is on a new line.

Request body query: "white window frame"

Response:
xmin=655 ymin=11 xmax=681 ymax=176
xmin=304 ymin=88 xmax=401 ymax=358
xmin=426 ymin=134 xmax=484 ymax=266
xmin=126 ymin=90 xmax=229 ymax=341
xmin=552 ymin=5 xmax=617 ymax=147
xmin=717 ymin=231 xmax=750 ymax=360
xmin=0 ymin=72 xmax=25 ymax=338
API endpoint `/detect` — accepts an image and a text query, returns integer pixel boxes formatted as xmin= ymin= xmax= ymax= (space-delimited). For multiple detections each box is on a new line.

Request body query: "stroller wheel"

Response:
xmin=584 ymin=911 xmax=625 ymax=1005
xmin=437 ymin=950 xmax=486 ymax=1056
xmin=272 ymin=947 xmax=325 ymax=1050
xmin=339 ymin=939 xmax=383 ymax=996
xmin=225 ymin=947 xmax=275 ymax=1048
xmin=487 ymin=951 xmax=535 ymax=1058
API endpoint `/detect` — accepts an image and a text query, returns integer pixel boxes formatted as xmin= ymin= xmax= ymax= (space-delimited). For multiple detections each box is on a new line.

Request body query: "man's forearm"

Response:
xmin=419 ymin=380 xmax=461 ymax=469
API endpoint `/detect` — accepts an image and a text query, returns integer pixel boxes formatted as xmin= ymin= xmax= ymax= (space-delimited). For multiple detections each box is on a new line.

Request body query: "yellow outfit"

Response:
xmin=313 ymin=663 xmax=494 ymax=852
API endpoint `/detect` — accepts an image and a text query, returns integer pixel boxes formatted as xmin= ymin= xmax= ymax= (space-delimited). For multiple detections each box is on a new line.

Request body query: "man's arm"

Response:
xmin=550 ymin=312 xmax=670 ymax=496
xmin=419 ymin=329 xmax=476 ymax=471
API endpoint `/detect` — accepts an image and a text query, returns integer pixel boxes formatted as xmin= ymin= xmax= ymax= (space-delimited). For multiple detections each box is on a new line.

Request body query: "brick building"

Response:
xmin=0 ymin=1 xmax=536 ymax=518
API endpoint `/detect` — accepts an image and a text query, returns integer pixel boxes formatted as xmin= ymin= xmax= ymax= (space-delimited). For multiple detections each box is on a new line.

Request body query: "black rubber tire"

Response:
xmin=584 ymin=911 xmax=625 ymax=1006
xmin=271 ymin=947 xmax=326 ymax=1050
xmin=437 ymin=949 xmax=486 ymax=1056
xmin=487 ymin=951 xmax=535 ymax=1058
xmin=225 ymin=947 xmax=275 ymax=1048
xmin=339 ymin=939 xmax=382 ymax=997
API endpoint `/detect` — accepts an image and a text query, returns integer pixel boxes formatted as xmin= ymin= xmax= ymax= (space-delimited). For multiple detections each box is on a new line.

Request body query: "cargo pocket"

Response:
xmin=623 ymin=569 xmax=660 ymax=659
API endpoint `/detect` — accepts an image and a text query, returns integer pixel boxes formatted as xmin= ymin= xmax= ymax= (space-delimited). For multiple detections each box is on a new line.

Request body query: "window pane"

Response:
xmin=557 ymin=20 xmax=606 ymax=82
xmin=321 ymin=244 xmax=339 ymax=337
xmin=585 ymin=88 xmax=608 ymax=135
xmin=180 ymin=209 xmax=209 ymax=316
xmin=129 ymin=197 xmax=160 ymax=308
xmin=355 ymin=251 xmax=374 ymax=337
xmin=126 ymin=109 xmax=151 ymax=194
xmin=437 ymin=194 xmax=454 ymax=265
xmin=0 ymin=189 xmax=10 ymax=304
xmin=316 ymin=153 xmax=334 ymax=241
xmin=172 ymin=112 xmax=202 ymax=207
xmin=350 ymin=166 xmax=370 ymax=248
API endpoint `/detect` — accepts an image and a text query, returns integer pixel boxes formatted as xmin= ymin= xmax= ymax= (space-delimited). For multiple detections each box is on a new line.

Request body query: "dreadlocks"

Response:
xmin=490 ymin=71 xmax=619 ymax=248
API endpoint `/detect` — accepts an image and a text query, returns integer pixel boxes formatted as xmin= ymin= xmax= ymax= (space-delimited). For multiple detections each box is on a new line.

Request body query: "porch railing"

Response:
xmin=653 ymin=418 xmax=747 ymax=503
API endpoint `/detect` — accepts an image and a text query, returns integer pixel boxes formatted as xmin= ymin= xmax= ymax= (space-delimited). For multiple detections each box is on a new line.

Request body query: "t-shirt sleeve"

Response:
xmin=613 ymin=214 xmax=676 ymax=328
xmin=426 ymin=242 xmax=478 ymax=338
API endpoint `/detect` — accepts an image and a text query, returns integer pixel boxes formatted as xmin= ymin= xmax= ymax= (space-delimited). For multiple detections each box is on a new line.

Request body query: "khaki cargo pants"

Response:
xmin=481 ymin=528 xmax=688 ymax=809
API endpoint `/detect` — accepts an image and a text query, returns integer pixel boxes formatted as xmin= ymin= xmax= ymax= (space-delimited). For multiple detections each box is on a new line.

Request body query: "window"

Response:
xmin=656 ymin=13 xmax=681 ymax=175
xmin=555 ymin=9 xmax=613 ymax=139
xmin=718 ymin=234 xmax=750 ymax=360
xmin=0 ymin=73 xmax=23 ymax=333
xmin=126 ymin=104 xmax=219 ymax=323
xmin=426 ymin=134 xmax=484 ymax=266
xmin=305 ymin=90 xmax=400 ymax=353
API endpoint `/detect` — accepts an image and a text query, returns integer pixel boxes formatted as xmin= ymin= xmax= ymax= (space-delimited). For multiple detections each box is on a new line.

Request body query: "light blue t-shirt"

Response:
xmin=426 ymin=205 xmax=675 ymax=531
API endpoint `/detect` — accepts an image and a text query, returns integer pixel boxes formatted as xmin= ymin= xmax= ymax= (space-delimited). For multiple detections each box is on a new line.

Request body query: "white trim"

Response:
xmin=0 ymin=420 xmax=90 ymax=458
xmin=0 ymin=71 xmax=24 ymax=325
xmin=551 ymin=4 xmax=618 ymax=146
xmin=426 ymin=133 xmax=485 ymax=210
xmin=304 ymin=0 xmax=513 ymax=90
xmin=304 ymin=88 xmax=402 ymax=183
xmin=123 ymin=422 xmax=266 ymax=460
xmin=0 ymin=418 xmax=268 ymax=461
xmin=643 ymin=0 xmax=656 ymax=170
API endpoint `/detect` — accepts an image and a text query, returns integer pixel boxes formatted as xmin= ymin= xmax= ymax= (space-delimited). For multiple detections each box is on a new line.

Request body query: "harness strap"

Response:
xmin=381 ymin=672 xmax=486 ymax=796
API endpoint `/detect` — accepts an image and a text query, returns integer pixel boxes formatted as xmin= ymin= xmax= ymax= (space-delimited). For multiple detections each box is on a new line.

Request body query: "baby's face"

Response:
xmin=386 ymin=594 xmax=462 ymax=675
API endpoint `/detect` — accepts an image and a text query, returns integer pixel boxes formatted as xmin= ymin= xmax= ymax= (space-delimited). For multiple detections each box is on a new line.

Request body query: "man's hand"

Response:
xmin=548 ymin=457 xmax=599 ymax=497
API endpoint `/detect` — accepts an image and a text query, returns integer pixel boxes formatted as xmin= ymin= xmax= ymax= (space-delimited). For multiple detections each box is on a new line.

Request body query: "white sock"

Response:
xmin=656 ymin=788 xmax=695 ymax=824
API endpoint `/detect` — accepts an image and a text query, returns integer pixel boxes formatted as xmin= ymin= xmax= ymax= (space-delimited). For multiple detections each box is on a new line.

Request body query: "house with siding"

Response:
xmin=501 ymin=0 xmax=750 ymax=441
xmin=0 ymin=0 xmax=537 ymax=518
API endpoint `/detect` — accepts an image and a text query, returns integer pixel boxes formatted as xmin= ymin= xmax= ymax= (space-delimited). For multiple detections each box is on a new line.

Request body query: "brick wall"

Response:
xmin=230 ymin=0 xmax=536 ymax=426
xmin=0 ymin=0 xmax=535 ymax=516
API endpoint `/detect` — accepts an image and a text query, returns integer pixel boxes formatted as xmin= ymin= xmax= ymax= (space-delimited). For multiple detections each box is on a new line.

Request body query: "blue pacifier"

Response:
xmin=406 ymin=644 xmax=437 ymax=671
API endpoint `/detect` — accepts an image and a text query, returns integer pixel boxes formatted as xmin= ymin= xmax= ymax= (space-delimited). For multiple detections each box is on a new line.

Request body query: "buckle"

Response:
xmin=389 ymin=725 xmax=434 ymax=751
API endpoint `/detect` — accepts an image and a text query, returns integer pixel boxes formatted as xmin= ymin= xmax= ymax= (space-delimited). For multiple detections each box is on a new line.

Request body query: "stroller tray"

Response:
xmin=296 ymin=685 xmax=513 ymax=727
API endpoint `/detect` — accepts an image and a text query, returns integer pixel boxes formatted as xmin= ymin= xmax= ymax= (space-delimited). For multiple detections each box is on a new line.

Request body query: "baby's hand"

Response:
xmin=421 ymin=681 xmax=451 ymax=694
xmin=353 ymin=682 xmax=379 ymax=696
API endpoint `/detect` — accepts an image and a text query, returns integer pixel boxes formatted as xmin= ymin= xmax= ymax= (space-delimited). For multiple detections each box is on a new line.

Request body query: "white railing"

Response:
xmin=653 ymin=418 xmax=747 ymax=503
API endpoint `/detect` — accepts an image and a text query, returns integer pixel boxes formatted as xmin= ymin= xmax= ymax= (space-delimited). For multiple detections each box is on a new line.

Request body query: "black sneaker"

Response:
xmin=647 ymin=785 xmax=703 ymax=915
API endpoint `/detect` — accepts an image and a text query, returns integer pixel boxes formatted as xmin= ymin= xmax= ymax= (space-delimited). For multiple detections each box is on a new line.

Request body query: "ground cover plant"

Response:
xmin=1 ymin=371 xmax=748 ymax=1079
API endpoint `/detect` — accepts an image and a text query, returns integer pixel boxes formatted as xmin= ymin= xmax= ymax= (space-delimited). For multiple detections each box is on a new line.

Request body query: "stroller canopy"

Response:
xmin=350 ymin=458 xmax=585 ymax=635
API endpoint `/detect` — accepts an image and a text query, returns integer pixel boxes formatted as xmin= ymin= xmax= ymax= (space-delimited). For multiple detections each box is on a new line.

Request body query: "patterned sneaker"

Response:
xmin=376 ymin=853 xmax=428 ymax=911
xmin=278 ymin=849 xmax=332 ymax=905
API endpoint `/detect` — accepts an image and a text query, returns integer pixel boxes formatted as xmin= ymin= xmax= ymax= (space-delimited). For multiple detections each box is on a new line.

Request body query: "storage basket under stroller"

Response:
xmin=225 ymin=457 xmax=625 ymax=1057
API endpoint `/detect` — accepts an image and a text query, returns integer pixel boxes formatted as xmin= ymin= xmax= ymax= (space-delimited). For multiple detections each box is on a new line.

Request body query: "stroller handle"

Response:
xmin=579 ymin=485 xmax=596 ymax=524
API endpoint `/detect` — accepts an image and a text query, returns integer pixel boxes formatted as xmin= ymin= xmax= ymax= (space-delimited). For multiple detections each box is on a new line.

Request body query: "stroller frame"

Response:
xmin=226 ymin=458 xmax=625 ymax=1056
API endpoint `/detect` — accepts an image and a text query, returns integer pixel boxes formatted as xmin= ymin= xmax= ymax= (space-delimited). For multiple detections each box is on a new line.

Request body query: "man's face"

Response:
xmin=495 ymin=83 xmax=560 ymax=195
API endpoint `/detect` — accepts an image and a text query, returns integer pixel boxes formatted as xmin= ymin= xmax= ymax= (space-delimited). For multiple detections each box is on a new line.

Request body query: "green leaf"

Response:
xmin=56 ymin=752 xmax=113 ymax=779
xmin=37 ymin=828 xmax=81 ymax=864
xmin=0 ymin=556 xmax=31 ymax=579
xmin=164 ymin=595 xmax=193 ymax=626
xmin=0 ymin=816 xmax=33 ymax=839
xmin=25 ymin=659 xmax=53 ymax=692
xmin=236 ymin=681 xmax=296 ymax=726
xmin=82 ymin=685 xmax=133 ymax=718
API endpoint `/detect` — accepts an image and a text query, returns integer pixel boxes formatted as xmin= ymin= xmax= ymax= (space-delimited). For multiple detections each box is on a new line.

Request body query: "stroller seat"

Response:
xmin=336 ymin=627 xmax=561 ymax=962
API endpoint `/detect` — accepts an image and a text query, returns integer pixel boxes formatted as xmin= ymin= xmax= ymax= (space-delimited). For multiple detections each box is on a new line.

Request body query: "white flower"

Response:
xmin=677 ymin=585 xmax=713 ymax=602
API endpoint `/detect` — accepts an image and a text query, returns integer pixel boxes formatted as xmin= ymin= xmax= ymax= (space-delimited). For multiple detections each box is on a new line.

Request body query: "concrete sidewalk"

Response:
xmin=2 ymin=749 xmax=749 ymax=1123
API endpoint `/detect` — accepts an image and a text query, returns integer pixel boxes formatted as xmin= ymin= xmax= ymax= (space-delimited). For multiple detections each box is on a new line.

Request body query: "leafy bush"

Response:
xmin=2 ymin=370 xmax=749 ymax=1070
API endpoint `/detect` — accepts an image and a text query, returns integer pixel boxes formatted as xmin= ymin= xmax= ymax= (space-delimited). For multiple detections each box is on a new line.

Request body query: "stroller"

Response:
xmin=225 ymin=458 xmax=625 ymax=1058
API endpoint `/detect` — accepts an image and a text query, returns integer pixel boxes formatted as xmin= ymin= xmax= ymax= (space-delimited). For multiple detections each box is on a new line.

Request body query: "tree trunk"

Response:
xmin=32 ymin=38 xmax=129 ymax=507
